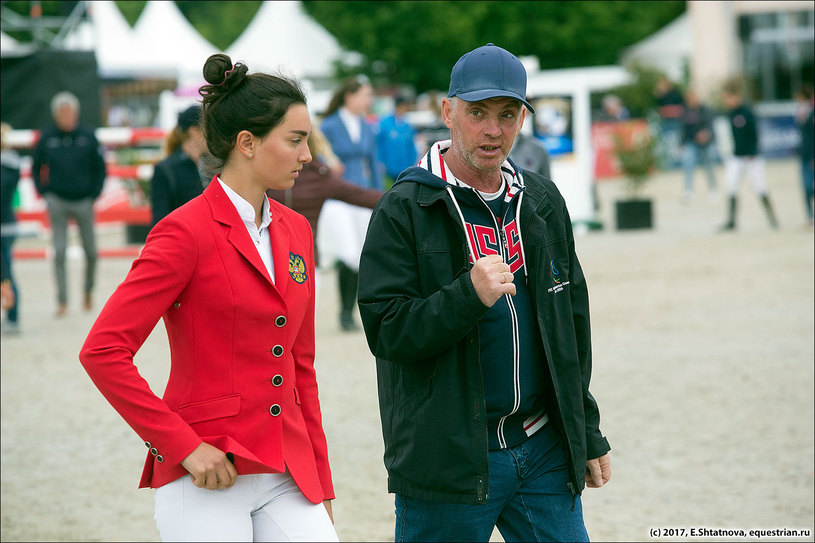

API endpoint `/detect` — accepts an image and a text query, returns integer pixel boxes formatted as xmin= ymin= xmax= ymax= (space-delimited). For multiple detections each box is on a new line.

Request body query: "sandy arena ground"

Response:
xmin=1 ymin=158 xmax=813 ymax=542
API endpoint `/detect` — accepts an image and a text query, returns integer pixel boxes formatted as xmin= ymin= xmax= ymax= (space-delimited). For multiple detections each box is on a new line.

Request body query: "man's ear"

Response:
xmin=441 ymin=98 xmax=454 ymax=129
xmin=518 ymin=107 xmax=527 ymax=136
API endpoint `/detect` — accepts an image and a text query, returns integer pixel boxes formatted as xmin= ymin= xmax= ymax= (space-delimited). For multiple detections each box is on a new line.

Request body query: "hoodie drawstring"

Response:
xmin=446 ymin=185 xmax=478 ymax=265
xmin=515 ymin=190 xmax=529 ymax=285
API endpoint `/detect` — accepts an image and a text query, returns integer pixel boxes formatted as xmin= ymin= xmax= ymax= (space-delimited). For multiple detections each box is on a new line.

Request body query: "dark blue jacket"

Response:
xmin=1 ymin=151 xmax=20 ymax=226
xmin=377 ymin=114 xmax=418 ymax=179
xmin=32 ymin=125 xmax=106 ymax=201
xmin=321 ymin=112 xmax=383 ymax=190
xmin=728 ymin=104 xmax=759 ymax=157
xmin=150 ymin=149 xmax=205 ymax=227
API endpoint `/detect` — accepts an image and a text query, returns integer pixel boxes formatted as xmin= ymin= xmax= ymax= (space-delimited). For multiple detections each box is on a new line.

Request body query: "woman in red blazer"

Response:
xmin=80 ymin=54 xmax=337 ymax=541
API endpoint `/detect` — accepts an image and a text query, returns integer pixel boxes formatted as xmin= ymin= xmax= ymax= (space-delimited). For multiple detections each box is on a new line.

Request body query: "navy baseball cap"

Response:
xmin=448 ymin=43 xmax=535 ymax=113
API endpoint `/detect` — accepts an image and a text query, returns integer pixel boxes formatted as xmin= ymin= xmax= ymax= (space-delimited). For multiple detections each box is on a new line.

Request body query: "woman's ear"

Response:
xmin=235 ymin=130 xmax=255 ymax=159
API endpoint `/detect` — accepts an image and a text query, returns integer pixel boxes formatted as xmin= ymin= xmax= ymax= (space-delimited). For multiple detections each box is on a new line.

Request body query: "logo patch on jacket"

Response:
xmin=548 ymin=259 xmax=570 ymax=293
xmin=289 ymin=252 xmax=307 ymax=284
xmin=464 ymin=219 xmax=524 ymax=273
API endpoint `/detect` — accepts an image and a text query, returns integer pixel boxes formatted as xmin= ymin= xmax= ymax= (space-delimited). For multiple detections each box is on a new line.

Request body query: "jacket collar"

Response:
xmin=204 ymin=178 xmax=290 ymax=297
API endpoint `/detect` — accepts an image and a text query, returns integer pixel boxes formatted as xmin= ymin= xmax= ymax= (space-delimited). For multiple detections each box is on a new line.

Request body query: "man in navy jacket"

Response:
xmin=32 ymin=91 xmax=106 ymax=316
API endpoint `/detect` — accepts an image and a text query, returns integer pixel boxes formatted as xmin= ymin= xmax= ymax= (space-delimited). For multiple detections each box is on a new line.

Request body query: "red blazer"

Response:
xmin=79 ymin=179 xmax=334 ymax=504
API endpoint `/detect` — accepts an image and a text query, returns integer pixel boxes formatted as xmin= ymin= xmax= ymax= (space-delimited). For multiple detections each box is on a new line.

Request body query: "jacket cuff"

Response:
xmin=586 ymin=435 xmax=611 ymax=460
xmin=455 ymin=272 xmax=490 ymax=321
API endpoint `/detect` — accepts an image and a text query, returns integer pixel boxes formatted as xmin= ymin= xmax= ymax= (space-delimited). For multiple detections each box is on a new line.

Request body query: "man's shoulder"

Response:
xmin=521 ymin=169 xmax=564 ymax=204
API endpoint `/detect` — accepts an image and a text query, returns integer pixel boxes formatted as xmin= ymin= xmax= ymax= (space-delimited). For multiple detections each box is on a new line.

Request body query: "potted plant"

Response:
xmin=613 ymin=129 xmax=656 ymax=229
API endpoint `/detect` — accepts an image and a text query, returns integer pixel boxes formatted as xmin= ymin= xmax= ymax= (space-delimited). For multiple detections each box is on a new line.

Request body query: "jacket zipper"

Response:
xmin=473 ymin=191 xmax=522 ymax=450
xmin=441 ymin=195 xmax=490 ymax=503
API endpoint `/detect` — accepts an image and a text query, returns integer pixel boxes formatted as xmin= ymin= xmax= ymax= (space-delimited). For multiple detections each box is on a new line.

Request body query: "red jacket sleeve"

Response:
xmin=79 ymin=215 xmax=203 ymax=470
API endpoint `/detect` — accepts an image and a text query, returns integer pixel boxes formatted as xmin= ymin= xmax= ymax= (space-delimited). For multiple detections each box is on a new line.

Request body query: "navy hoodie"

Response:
xmin=404 ymin=140 xmax=550 ymax=450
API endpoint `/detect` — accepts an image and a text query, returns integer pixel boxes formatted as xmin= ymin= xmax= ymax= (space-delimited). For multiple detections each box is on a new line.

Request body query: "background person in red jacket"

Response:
xmin=79 ymin=54 xmax=338 ymax=542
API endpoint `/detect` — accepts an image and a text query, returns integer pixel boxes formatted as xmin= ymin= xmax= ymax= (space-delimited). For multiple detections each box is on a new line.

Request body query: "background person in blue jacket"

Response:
xmin=377 ymin=95 xmax=419 ymax=189
xmin=358 ymin=43 xmax=611 ymax=543
xmin=320 ymin=76 xmax=383 ymax=331
xmin=32 ymin=91 xmax=106 ymax=317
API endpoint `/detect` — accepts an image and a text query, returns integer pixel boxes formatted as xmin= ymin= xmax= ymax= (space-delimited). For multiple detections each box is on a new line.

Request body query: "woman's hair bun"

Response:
xmin=200 ymin=54 xmax=248 ymax=103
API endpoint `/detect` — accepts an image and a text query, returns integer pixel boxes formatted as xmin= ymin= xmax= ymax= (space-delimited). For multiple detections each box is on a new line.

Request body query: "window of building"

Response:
xmin=739 ymin=10 xmax=814 ymax=102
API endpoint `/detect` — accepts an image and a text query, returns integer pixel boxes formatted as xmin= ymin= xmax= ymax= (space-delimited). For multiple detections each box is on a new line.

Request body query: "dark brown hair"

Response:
xmin=198 ymin=53 xmax=307 ymax=163
xmin=324 ymin=75 xmax=369 ymax=117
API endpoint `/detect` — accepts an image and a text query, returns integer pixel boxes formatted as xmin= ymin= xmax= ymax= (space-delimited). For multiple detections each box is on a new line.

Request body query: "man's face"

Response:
xmin=54 ymin=104 xmax=79 ymax=132
xmin=442 ymin=96 xmax=525 ymax=176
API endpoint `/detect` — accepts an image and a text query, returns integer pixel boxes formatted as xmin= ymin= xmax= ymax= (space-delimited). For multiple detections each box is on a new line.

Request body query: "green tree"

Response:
xmin=302 ymin=0 xmax=685 ymax=91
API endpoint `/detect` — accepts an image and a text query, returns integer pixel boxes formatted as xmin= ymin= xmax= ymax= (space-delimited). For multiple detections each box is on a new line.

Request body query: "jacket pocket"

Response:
xmin=176 ymin=394 xmax=241 ymax=424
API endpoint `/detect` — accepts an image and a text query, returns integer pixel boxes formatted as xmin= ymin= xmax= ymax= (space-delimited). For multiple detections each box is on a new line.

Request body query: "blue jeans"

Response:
xmin=394 ymin=423 xmax=589 ymax=542
xmin=682 ymin=143 xmax=718 ymax=194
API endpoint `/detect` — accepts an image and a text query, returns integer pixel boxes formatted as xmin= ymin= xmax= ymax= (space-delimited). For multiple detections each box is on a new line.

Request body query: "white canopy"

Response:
xmin=58 ymin=1 xmax=351 ymax=86
xmin=60 ymin=1 xmax=220 ymax=83
xmin=131 ymin=1 xmax=221 ymax=84
xmin=226 ymin=1 xmax=350 ymax=79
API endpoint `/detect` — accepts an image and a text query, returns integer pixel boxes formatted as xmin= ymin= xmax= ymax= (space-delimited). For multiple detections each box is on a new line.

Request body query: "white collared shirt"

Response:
xmin=217 ymin=178 xmax=275 ymax=283
xmin=338 ymin=107 xmax=362 ymax=143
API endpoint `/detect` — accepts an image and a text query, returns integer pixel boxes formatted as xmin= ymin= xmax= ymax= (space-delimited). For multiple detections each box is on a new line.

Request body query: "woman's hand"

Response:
xmin=180 ymin=442 xmax=238 ymax=490
xmin=323 ymin=499 xmax=334 ymax=524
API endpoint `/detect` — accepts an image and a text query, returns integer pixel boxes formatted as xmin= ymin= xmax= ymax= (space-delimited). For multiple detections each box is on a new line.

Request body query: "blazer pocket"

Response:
xmin=177 ymin=394 xmax=241 ymax=424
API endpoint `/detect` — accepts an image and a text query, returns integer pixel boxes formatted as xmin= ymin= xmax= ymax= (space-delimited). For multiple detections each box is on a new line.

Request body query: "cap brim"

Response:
xmin=454 ymin=89 xmax=535 ymax=114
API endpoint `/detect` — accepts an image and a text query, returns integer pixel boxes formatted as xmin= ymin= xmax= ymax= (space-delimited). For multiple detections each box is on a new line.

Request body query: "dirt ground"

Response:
xmin=1 ymin=158 xmax=813 ymax=542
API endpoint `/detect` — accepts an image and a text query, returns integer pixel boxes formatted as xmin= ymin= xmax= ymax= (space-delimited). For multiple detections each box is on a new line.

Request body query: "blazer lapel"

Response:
xmin=268 ymin=202 xmax=290 ymax=299
xmin=205 ymin=180 xmax=275 ymax=287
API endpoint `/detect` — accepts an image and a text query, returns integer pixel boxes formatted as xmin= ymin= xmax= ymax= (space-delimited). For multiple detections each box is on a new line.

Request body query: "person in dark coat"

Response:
xmin=1 ymin=122 xmax=21 ymax=333
xmin=150 ymin=105 xmax=207 ymax=227
xmin=719 ymin=80 xmax=778 ymax=231
xmin=358 ymin=43 xmax=611 ymax=543
xmin=680 ymin=89 xmax=719 ymax=203
xmin=794 ymin=86 xmax=814 ymax=226
xmin=32 ymin=91 xmax=106 ymax=316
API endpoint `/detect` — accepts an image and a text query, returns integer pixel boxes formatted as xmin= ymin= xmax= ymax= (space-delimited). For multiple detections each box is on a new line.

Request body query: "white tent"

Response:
xmin=75 ymin=1 xmax=146 ymax=77
xmin=61 ymin=1 xmax=221 ymax=83
xmin=619 ymin=13 xmax=691 ymax=82
xmin=226 ymin=1 xmax=351 ymax=80
xmin=131 ymin=1 xmax=221 ymax=85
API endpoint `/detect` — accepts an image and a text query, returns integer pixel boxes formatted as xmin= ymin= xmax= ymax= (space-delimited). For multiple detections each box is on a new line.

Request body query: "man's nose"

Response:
xmin=483 ymin=116 xmax=501 ymax=137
